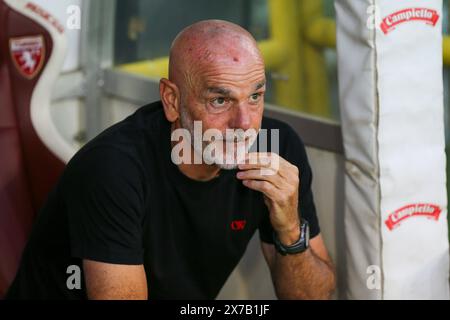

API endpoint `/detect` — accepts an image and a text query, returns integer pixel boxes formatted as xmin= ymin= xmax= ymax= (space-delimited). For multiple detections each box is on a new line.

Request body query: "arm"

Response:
xmin=83 ymin=260 xmax=148 ymax=300
xmin=237 ymin=152 xmax=335 ymax=300
xmin=261 ymin=234 xmax=335 ymax=300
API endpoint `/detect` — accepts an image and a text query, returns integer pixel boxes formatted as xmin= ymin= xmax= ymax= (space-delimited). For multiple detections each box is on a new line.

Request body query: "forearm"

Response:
xmin=272 ymin=246 xmax=335 ymax=300
xmin=83 ymin=260 xmax=148 ymax=300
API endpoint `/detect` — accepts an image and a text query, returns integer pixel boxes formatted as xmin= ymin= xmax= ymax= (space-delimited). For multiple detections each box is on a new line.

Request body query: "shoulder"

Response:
xmin=89 ymin=100 xmax=165 ymax=147
xmin=65 ymin=101 xmax=166 ymax=179
xmin=62 ymin=145 xmax=146 ymax=195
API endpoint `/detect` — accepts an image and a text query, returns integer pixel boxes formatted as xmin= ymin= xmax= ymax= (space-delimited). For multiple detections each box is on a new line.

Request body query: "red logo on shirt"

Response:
xmin=231 ymin=220 xmax=246 ymax=231
xmin=385 ymin=203 xmax=442 ymax=231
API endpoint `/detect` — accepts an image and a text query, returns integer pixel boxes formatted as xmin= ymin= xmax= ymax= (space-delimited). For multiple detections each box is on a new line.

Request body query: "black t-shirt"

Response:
xmin=6 ymin=101 xmax=320 ymax=299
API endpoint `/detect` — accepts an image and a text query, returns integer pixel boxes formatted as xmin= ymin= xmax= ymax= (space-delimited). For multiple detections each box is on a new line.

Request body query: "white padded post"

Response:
xmin=335 ymin=0 xmax=449 ymax=299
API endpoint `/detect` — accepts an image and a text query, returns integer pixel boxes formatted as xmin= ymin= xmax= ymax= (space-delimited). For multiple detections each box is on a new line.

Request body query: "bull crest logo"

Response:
xmin=9 ymin=35 xmax=45 ymax=79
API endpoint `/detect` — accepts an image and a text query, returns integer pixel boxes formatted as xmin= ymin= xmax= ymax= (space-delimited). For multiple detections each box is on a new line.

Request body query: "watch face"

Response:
xmin=300 ymin=219 xmax=309 ymax=249
xmin=305 ymin=223 xmax=310 ymax=247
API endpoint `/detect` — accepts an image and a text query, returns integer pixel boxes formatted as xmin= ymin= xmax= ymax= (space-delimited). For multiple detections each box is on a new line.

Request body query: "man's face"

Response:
xmin=178 ymin=57 xmax=266 ymax=169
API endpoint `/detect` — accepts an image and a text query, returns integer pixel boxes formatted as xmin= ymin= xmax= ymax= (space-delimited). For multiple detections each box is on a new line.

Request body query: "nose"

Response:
xmin=229 ymin=103 xmax=252 ymax=131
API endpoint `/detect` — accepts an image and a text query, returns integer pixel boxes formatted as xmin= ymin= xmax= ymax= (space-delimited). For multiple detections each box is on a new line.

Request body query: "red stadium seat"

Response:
xmin=0 ymin=0 xmax=75 ymax=297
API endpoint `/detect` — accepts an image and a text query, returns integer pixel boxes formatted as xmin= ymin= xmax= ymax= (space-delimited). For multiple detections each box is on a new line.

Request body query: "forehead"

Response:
xmin=196 ymin=60 xmax=266 ymax=92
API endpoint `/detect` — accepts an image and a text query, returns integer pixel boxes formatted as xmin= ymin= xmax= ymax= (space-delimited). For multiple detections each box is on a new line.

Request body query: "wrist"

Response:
xmin=273 ymin=219 xmax=310 ymax=256
xmin=276 ymin=222 xmax=301 ymax=246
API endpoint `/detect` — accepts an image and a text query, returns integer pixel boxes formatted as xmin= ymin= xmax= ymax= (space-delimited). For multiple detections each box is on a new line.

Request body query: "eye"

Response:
xmin=211 ymin=97 xmax=229 ymax=108
xmin=249 ymin=93 xmax=262 ymax=103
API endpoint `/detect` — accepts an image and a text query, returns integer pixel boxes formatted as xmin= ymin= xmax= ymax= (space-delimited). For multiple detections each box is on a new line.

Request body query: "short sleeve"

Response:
xmin=64 ymin=146 xmax=146 ymax=265
xmin=258 ymin=124 xmax=321 ymax=244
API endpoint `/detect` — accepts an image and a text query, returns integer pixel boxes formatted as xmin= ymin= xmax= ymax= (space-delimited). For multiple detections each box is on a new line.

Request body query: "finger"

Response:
xmin=241 ymin=153 xmax=271 ymax=167
xmin=240 ymin=153 xmax=299 ymax=183
xmin=239 ymin=153 xmax=280 ymax=171
xmin=242 ymin=179 xmax=279 ymax=198
xmin=236 ymin=169 xmax=282 ymax=187
xmin=256 ymin=153 xmax=298 ymax=181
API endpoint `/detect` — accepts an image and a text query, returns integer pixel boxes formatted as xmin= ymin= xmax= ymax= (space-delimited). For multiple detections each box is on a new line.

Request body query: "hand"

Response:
xmin=236 ymin=152 xmax=300 ymax=244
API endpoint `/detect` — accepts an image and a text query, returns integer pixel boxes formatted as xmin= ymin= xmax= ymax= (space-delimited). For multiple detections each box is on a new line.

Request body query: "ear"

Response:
xmin=159 ymin=78 xmax=180 ymax=122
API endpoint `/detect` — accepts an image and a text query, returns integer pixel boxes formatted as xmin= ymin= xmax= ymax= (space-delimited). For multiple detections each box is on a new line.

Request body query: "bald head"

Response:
xmin=168 ymin=20 xmax=264 ymax=89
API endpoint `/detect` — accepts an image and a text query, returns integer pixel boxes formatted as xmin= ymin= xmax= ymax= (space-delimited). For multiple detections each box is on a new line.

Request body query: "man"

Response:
xmin=6 ymin=20 xmax=335 ymax=300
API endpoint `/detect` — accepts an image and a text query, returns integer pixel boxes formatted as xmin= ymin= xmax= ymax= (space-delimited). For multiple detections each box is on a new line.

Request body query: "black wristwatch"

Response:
xmin=273 ymin=219 xmax=309 ymax=256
